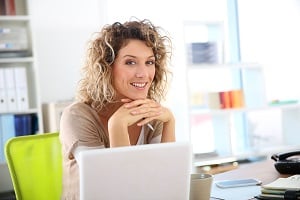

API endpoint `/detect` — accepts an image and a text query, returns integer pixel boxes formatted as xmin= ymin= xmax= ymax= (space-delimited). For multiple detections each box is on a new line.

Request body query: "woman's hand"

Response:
xmin=108 ymin=98 xmax=175 ymax=147
xmin=107 ymin=98 xmax=156 ymax=147
xmin=121 ymin=98 xmax=173 ymax=126
xmin=121 ymin=98 xmax=175 ymax=142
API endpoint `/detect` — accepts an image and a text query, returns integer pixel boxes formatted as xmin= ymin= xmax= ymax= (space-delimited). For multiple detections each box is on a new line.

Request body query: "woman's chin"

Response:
xmin=129 ymin=95 xmax=148 ymax=100
xmin=118 ymin=92 xmax=148 ymax=100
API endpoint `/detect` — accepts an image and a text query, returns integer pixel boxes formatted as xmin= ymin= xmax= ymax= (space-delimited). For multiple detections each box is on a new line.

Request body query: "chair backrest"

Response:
xmin=5 ymin=133 xmax=62 ymax=200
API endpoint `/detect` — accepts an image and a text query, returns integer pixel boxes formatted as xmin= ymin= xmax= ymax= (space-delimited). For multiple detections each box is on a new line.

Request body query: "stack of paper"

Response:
xmin=256 ymin=175 xmax=300 ymax=199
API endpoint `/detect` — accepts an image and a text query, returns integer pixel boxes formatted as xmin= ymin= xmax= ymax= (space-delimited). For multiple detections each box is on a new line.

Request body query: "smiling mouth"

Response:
xmin=130 ymin=82 xmax=147 ymax=88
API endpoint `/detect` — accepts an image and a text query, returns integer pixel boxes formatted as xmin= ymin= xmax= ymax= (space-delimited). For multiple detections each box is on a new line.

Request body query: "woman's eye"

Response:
xmin=125 ymin=60 xmax=136 ymax=65
xmin=146 ymin=60 xmax=155 ymax=65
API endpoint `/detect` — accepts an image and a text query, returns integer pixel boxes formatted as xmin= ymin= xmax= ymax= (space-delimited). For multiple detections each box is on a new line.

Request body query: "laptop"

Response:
xmin=77 ymin=142 xmax=192 ymax=200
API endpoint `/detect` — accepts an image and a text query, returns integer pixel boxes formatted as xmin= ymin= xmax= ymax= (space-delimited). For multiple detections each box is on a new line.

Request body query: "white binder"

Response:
xmin=4 ymin=68 xmax=17 ymax=111
xmin=14 ymin=67 xmax=29 ymax=110
xmin=0 ymin=68 xmax=8 ymax=112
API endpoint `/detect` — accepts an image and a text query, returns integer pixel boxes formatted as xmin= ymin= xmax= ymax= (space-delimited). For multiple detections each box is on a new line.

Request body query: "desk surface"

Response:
xmin=213 ymin=158 xmax=290 ymax=184
xmin=211 ymin=159 xmax=292 ymax=200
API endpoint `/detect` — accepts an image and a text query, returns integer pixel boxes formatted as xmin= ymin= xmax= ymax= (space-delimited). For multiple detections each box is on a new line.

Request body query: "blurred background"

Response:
xmin=1 ymin=1 xmax=300 ymax=192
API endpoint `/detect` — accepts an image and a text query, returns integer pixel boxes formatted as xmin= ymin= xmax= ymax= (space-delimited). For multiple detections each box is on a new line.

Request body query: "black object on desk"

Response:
xmin=271 ymin=150 xmax=300 ymax=174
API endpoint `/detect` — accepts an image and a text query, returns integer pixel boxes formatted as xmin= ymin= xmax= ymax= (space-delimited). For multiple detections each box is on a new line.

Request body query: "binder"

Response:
xmin=257 ymin=175 xmax=300 ymax=199
xmin=4 ymin=0 xmax=16 ymax=15
xmin=219 ymin=91 xmax=231 ymax=109
xmin=22 ymin=114 xmax=32 ymax=135
xmin=14 ymin=114 xmax=33 ymax=136
xmin=0 ymin=114 xmax=15 ymax=162
xmin=0 ymin=68 xmax=8 ymax=112
xmin=4 ymin=68 xmax=17 ymax=111
xmin=262 ymin=175 xmax=300 ymax=190
xmin=14 ymin=67 xmax=29 ymax=110
xmin=14 ymin=114 xmax=25 ymax=136
xmin=229 ymin=89 xmax=244 ymax=108
xmin=0 ymin=116 xmax=3 ymax=162
xmin=0 ymin=0 xmax=6 ymax=15
xmin=207 ymin=92 xmax=221 ymax=109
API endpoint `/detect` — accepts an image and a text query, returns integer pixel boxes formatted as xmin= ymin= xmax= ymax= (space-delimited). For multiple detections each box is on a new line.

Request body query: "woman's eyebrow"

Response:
xmin=122 ymin=55 xmax=155 ymax=59
xmin=122 ymin=55 xmax=136 ymax=58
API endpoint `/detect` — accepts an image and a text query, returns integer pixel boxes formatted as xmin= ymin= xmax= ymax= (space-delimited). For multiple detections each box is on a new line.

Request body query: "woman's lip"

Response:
xmin=130 ymin=82 xmax=147 ymax=88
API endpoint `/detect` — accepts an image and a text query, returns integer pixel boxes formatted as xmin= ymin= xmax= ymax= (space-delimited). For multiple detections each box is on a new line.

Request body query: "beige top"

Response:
xmin=59 ymin=102 xmax=163 ymax=200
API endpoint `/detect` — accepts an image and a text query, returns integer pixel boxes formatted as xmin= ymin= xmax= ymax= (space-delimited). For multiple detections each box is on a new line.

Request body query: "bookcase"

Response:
xmin=184 ymin=21 xmax=300 ymax=166
xmin=0 ymin=0 xmax=43 ymax=166
xmin=187 ymin=63 xmax=263 ymax=151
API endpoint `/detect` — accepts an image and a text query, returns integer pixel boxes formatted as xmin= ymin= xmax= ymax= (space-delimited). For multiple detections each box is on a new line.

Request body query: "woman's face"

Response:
xmin=112 ymin=39 xmax=155 ymax=100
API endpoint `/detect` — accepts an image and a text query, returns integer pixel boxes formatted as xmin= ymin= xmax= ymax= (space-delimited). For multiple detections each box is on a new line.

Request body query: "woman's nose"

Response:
xmin=135 ymin=66 xmax=147 ymax=78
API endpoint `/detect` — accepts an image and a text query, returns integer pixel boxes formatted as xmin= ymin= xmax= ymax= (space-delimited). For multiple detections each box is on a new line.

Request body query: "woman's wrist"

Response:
xmin=161 ymin=113 xmax=176 ymax=142
xmin=108 ymin=118 xmax=130 ymax=147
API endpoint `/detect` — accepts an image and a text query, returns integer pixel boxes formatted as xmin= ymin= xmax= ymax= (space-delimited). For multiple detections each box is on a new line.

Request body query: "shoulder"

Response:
xmin=64 ymin=102 xmax=95 ymax=114
xmin=61 ymin=102 xmax=100 ymax=126
xmin=60 ymin=102 xmax=106 ymax=145
xmin=63 ymin=102 xmax=98 ymax=118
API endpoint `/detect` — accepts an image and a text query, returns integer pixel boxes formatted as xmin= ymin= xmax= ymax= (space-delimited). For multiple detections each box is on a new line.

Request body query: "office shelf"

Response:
xmin=184 ymin=21 xmax=300 ymax=162
xmin=0 ymin=0 xmax=43 ymax=164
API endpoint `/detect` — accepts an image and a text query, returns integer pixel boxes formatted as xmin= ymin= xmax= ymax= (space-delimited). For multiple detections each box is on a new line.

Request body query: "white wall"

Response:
xmin=238 ymin=0 xmax=300 ymax=102
xmin=30 ymin=0 xmax=106 ymax=103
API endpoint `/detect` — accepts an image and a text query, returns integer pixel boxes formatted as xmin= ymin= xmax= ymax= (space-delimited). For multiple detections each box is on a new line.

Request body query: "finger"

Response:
xmin=137 ymin=117 xmax=153 ymax=126
xmin=128 ymin=101 xmax=160 ymax=112
xmin=133 ymin=111 xmax=161 ymax=125
xmin=123 ymin=99 xmax=153 ymax=108
xmin=133 ymin=102 xmax=162 ymax=115
xmin=136 ymin=112 xmax=161 ymax=126
xmin=121 ymin=98 xmax=132 ymax=103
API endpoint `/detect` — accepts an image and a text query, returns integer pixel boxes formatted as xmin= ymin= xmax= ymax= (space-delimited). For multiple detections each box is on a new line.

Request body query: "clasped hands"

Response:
xmin=109 ymin=98 xmax=172 ymax=127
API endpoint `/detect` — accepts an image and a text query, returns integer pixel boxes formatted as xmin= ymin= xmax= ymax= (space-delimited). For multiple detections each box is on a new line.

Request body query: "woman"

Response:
xmin=59 ymin=19 xmax=175 ymax=199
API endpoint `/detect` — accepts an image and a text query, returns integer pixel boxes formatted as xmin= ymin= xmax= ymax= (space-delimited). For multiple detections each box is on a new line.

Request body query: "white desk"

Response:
xmin=211 ymin=159 xmax=291 ymax=200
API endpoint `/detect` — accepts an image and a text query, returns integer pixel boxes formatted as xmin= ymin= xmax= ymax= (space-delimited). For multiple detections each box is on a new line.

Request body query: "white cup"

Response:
xmin=190 ymin=173 xmax=213 ymax=200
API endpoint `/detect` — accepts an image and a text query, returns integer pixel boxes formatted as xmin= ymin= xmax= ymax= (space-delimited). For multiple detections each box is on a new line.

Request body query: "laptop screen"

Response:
xmin=78 ymin=142 xmax=192 ymax=200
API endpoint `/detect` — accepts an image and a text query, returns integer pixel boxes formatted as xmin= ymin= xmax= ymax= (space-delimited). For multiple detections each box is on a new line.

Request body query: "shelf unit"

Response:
xmin=0 ymin=0 xmax=43 ymax=192
xmin=0 ymin=0 xmax=43 ymax=164
xmin=187 ymin=63 xmax=264 ymax=153
xmin=187 ymin=63 xmax=300 ymax=165
xmin=184 ymin=21 xmax=300 ymax=166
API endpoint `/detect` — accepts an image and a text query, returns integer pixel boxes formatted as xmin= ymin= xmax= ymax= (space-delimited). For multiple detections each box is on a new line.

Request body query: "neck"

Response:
xmin=99 ymin=101 xmax=123 ymax=119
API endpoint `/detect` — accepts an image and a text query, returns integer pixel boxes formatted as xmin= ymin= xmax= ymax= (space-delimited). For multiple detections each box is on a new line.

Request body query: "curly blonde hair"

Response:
xmin=76 ymin=19 xmax=172 ymax=111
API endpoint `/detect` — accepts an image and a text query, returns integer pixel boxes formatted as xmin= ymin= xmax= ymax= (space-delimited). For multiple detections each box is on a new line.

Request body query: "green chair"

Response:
xmin=4 ymin=133 xmax=62 ymax=200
